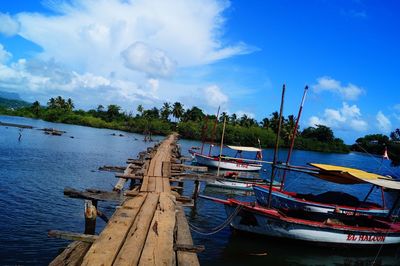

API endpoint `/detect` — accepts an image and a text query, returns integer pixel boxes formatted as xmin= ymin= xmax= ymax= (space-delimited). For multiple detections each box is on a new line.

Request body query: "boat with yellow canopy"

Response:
xmin=254 ymin=163 xmax=397 ymax=217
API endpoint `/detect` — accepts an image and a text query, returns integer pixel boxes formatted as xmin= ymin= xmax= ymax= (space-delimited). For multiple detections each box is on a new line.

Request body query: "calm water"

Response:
xmin=1 ymin=115 xmax=400 ymax=265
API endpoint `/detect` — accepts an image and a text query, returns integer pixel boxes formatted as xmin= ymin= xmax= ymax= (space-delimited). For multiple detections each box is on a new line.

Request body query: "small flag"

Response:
xmin=383 ymin=146 xmax=390 ymax=160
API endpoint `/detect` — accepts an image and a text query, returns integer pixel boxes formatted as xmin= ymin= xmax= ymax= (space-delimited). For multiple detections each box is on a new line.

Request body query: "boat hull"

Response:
xmin=194 ymin=153 xmax=262 ymax=171
xmin=253 ymin=186 xmax=389 ymax=217
xmin=225 ymin=205 xmax=400 ymax=245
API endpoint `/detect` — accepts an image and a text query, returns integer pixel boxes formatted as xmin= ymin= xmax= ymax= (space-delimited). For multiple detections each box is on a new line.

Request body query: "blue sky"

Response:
xmin=0 ymin=0 xmax=399 ymax=143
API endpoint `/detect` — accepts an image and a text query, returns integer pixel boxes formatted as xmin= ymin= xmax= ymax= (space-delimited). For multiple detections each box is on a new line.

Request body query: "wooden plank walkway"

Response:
xmin=80 ymin=134 xmax=199 ymax=266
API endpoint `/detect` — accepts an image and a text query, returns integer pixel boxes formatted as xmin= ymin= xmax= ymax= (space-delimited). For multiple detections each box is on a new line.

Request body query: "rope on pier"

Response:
xmin=188 ymin=205 xmax=243 ymax=235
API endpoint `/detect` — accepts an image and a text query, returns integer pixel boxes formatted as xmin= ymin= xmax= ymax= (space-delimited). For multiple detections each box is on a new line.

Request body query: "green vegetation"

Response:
xmin=0 ymin=96 xmax=350 ymax=154
xmin=352 ymin=131 xmax=400 ymax=166
xmin=0 ymin=97 xmax=31 ymax=109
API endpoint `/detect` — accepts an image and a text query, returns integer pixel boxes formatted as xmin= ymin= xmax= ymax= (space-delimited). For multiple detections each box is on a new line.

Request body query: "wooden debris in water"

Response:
xmin=0 ymin=121 xmax=33 ymax=129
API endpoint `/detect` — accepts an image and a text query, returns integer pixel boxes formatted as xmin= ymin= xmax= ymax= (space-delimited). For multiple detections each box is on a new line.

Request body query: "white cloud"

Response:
xmin=203 ymin=85 xmax=228 ymax=108
xmin=0 ymin=44 xmax=12 ymax=63
xmin=313 ymin=76 xmax=364 ymax=100
xmin=309 ymin=102 xmax=368 ymax=132
xmin=376 ymin=111 xmax=392 ymax=133
xmin=121 ymin=42 xmax=176 ymax=78
xmin=0 ymin=13 xmax=19 ymax=36
xmin=0 ymin=58 xmax=109 ymax=92
xmin=0 ymin=0 xmax=254 ymax=110
xmin=13 ymin=0 xmax=251 ymax=72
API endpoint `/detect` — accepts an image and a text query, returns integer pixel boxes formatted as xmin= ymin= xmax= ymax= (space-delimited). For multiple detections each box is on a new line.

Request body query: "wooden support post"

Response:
xmin=178 ymin=181 xmax=184 ymax=195
xmin=84 ymin=200 xmax=97 ymax=235
xmin=192 ymin=180 xmax=200 ymax=209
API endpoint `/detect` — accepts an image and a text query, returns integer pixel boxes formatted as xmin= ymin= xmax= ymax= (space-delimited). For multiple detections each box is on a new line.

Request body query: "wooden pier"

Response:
xmin=50 ymin=133 xmax=201 ymax=266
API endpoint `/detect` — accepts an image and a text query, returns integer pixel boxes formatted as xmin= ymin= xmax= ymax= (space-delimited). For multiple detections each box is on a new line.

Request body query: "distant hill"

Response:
xmin=0 ymin=91 xmax=21 ymax=100
xmin=0 ymin=97 xmax=31 ymax=109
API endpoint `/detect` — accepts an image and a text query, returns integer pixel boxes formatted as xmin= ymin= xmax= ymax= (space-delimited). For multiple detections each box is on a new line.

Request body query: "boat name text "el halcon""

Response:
xmin=346 ymin=234 xmax=386 ymax=242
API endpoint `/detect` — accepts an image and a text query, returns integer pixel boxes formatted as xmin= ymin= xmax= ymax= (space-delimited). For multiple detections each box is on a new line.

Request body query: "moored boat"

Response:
xmin=191 ymin=145 xmax=263 ymax=171
xmin=254 ymin=186 xmax=388 ymax=216
xmin=222 ymin=198 xmax=400 ymax=245
xmin=200 ymin=161 xmax=400 ymax=246
xmin=207 ymin=172 xmax=280 ymax=191
xmin=254 ymin=163 xmax=392 ymax=217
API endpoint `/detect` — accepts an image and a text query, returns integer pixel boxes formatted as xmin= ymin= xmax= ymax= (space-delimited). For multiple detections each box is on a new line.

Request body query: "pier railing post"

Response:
xmin=84 ymin=200 xmax=97 ymax=235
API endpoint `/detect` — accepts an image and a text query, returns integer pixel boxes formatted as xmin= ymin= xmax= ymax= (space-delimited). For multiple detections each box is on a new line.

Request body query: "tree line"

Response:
xmin=1 ymin=96 xmax=351 ymax=154
xmin=351 ymin=131 xmax=400 ymax=166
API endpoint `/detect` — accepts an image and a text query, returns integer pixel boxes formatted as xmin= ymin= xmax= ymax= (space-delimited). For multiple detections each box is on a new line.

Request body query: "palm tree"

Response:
xmin=230 ymin=113 xmax=237 ymax=125
xmin=219 ymin=112 xmax=229 ymax=123
xmin=283 ymin=115 xmax=296 ymax=144
xmin=270 ymin=111 xmax=281 ymax=134
xmin=161 ymin=102 xmax=171 ymax=121
xmin=55 ymin=96 xmax=66 ymax=109
xmin=47 ymin=97 xmax=56 ymax=109
xmin=107 ymin=104 xmax=121 ymax=121
xmin=31 ymin=101 xmax=41 ymax=116
xmin=172 ymin=102 xmax=184 ymax=122
xmin=137 ymin=104 xmax=144 ymax=117
xmin=97 ymin=104 xmax=104 ymax=112
xmin=261 ymin=117 xmax=270 ymax=128
xmin=66 ymin=98 xmax=74 ymax=111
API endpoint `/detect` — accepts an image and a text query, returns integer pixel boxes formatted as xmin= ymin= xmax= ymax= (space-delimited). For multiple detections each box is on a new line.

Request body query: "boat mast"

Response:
xmin=208 ymin=106 xmax=221 ymax=156
xmin=267 ymin=84 xmax=286 ymax=208
xmin=217 ymin=117 xmax=227 ymax=177
xmin=200 ymin=116 xmax=209 ymax=154
xmin=280 ymin=85 xmax=308 ymax=191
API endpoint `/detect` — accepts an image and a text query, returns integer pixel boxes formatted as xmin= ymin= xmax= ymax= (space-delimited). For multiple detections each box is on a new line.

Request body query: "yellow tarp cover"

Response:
xmin=309 ymin=163 xmax=400 ymax=190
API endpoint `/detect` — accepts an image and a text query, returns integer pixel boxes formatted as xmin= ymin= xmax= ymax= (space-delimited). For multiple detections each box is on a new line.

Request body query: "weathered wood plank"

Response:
xmin=0 ymin=121 xmax=34 ymax=129
xmin=49 ymin=241 xmax=91 ymax=266
xmin=115 ymin=173 xmax=143 ymax=180
xmin=126 ymin=159 xmax=145 ymax=165
xmin=81 ymin=193 xmax=147 ymax=266
xmin=155 ymin=176 xmax=163 ymax=193
xmin=64 ymin=187 xmax=121 ymax=202
xmin=123 ymin=190 xmax=140 ymax=197
xmin=163 ymin=177 xmax=171 ymax=193
xmin=171 ymin=164 xmax=208 ymax=172
xmin=162 ymin=161 xmax=171 ymax=178
xmin=176 ymin=204 xmax=200 ymax=266
xmin=147 ymin=176 xmax=156 ymax=192
xmin=174 ymin=244 xmax=205 ymax=253
xmin=114 ymin=163 xmax=134 ymax=192
xmin=48 ymin=230 xmax=98 ymax=243
xmin=98 ymin=165 xmax=125 ymax=172
xmin=113 ymin=193 xmax=160 ymax=266
xmin=139 ymin=193 xmax=176 ymax=266
xmin=140 ymin=175 xmax=149 ymax=192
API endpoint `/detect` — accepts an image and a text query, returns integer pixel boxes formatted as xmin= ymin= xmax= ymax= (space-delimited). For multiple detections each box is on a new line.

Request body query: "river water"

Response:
xmin=1 ymin=115 xmax=400 ymax=265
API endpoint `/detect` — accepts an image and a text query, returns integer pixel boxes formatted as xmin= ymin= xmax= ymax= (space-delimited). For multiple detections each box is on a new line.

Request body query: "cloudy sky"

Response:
xmin=0 ymin=0 xmax=399 ymax=143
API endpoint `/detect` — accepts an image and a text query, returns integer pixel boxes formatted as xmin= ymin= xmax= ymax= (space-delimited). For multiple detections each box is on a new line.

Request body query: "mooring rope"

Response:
xmin=371 ymin=208 xmax=400 ymax=265
xmin=188 ymin=204 xmax=243 ymax=236
xmin=355 ymin=143 xmax=398 ymax=178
